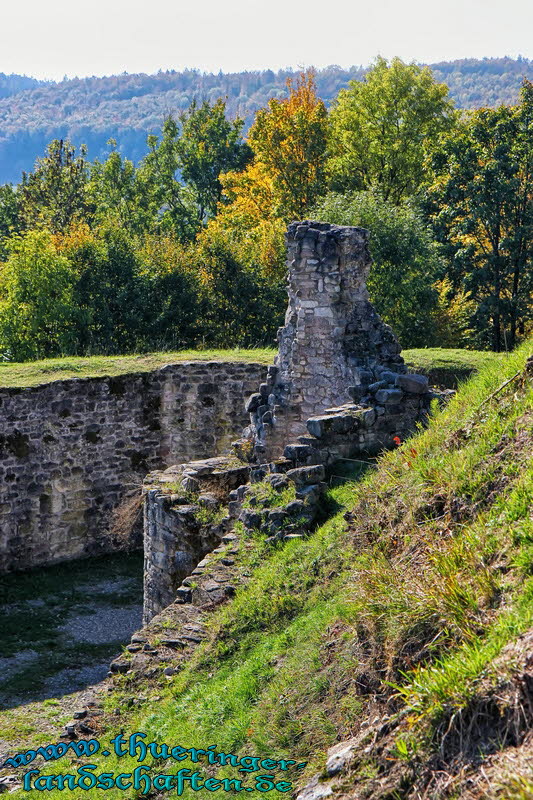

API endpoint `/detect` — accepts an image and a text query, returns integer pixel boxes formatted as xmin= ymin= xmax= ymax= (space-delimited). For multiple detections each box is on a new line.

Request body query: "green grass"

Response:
xmin=0 ymin=348 xmax=276 ymax=388
xmin=3 ymin=342 xmax=532 ymax=799
xmin=0 ymin=346 xmax=499 ymax=389
xmin=241 ymin=481 xmax=297 ymax=510
xmin=402 ymin=347 xmax=510 ymax=387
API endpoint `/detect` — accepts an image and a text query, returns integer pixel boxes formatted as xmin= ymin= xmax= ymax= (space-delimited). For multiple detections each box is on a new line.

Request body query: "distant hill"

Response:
xmin=1 ymin=57 xmax=533 ymax=184
xmin=0 ymin=72 xmax=45 ymax=99
xmin=430 ymin=56 xmax=533 ymax=108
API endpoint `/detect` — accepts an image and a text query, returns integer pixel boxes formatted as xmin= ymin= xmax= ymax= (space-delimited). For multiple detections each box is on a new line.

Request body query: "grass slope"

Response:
xmin=2 ymin=342 xmax=531 ymax=800
xmin=402 ymin=348 xmax=510 ymax=388
xmin=0 ymin=347 xmax=498 ymax=389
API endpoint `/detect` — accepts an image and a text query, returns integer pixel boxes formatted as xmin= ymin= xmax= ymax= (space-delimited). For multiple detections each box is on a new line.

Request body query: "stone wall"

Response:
xmin=143 ymin=456 xmax=250 ymax=622
xmin=245 ymin=221 xmax=405 ymax=461
xmin=140 ymin=221 xmax=438 ymax=624
xmin=0 ymin=361 xmax=267 ymax=573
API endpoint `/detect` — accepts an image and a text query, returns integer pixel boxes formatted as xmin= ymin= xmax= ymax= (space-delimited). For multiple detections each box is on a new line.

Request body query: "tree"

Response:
xmin=202 ymin=161 xmax=286 ymax=278
xmin=88 ymin=142 xmax=154 ymax=234
xmin=141 ymin=101 xmax=251 ymax=241
xmin=248 ymin=71 xmax=329 ymax=219
xmin=0 ymin=184 xmax=22 ymax=259
xmin=193 ymin=230 xmax=285 ymax=347
xmin=176 ymin=99 xmax=252 ymax=219
xmin=142 ymin=117 xmax=199 ymax=241
xmin=328 ymin=57 xmax=456 ymax=204
xmin=312 ymin=191 xmax=442 ymax=347
xmin=0 ymin=231 xmax=80 ymax=360
xmin=19 ymin=139 xmax=92 ymax=233
xmin=427 ymin=81 xmax=533 ymax=351
xmin=63 ymin=224 xmax=148 ymax=354
xmin=136 ymin=233 xmax=202 ymax=349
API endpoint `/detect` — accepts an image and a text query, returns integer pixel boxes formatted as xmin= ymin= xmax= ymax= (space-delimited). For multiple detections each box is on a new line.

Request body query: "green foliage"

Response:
xmin=1 ymin=63 xmax=530 ymax=360
xmin=0 ymin=183 xmax=21 ymax=259
xmin=328 ymin=57 xmax=456 ymax=204
xmin=176 ymin=99 xmax=252 ymax=219
xmin=19 ymin=139 xmax=92 ymax=233
xmin=141 ymin=101 xmax=251 ymax=240
xmin=193 ymin=232 xmax=285 ymax=348
xmin=88 ymin=143 xmax=154 ymax=234
xmin=427 ymin=80 xmax=533 ymax=351
xmin=142 ymin=116 xmax=201 ymax=241
xmin=242 ymin=481 xmax=296 ymax=510
xmin=312 ymin=190 xmax=441 ymax=347
xmin=69 ymin=226 xmax=146 ymax=353
xmin=0 ymin=231 xmax=81 ymax=360
xmin=431 ymin=277 xmax=476 ymax=348
xmin=2 ymin=59 xmax=533 ymax=185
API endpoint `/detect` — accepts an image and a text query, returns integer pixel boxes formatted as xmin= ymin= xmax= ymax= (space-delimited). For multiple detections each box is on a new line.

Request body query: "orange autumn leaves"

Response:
xmin=200 ymin=72 xmax=328 ymax=279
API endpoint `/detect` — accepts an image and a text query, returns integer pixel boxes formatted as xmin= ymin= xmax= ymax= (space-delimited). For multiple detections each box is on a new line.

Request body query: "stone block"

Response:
xmin=175 ymin=587 xmax=192 ymax=603
xmin=306 ymin=412 xmax=360 ymax=438
xmin=379 ymin=370 xmax=400 ymax=384
xmin=239 ymin=508 xmax=263 ymax=529
xmin=368 ymin=381 xmax=387 ymax=393
xmin=245 ymin=393 xmax=262 ymax=413
xmin=361 ymin=408 xmax=376 ymax=428
xmin=375 ymin=389 xmax=403 ymax=404
xmin=287 ymin=464 xmax=325 ymax=487
xmin=348 ymin=385 xmax=366 ymax=403
xmin=285 ymin=499 xmax=307 ymax=516
xmin=228 ymin=501 xmax=241 ymax=519
xmin=295 ymin=483 xmax=325 ymax=504
xmin=284 ymin=443 xmax=319 ymax=463
xmin=395 ymin=373 xmax=429 ymax=394
xmin=265 ymin=473 xmax=289 ymax=490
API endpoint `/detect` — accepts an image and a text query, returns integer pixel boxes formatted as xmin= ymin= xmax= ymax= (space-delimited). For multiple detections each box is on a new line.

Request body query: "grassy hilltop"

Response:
xmin=0 ymin=347 xmax=504 ymax=389
xmin=2 ymin=342 xmax=531 ymax=799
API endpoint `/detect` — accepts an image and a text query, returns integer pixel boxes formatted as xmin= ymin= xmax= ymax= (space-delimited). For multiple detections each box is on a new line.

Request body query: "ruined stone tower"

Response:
xmin=246 ymin=221 xmax=407 ymax=460
xmin=142 ymin=221 xmax=433 ymax=623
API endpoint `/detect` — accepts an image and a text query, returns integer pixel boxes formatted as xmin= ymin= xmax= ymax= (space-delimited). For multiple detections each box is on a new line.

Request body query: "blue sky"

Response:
xmin=2 ymin=0 xmax=532 ymax=80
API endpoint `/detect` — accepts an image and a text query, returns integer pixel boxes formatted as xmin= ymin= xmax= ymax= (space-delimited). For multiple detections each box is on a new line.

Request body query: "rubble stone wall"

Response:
xmin=246 ymin=221 xmax=406 ymax=460
xmin=141 ymin=222 xmax=437 ymax=623
xmin=143 ymin=457 xmax=250 ymax=622
xmin=0 ymin=361 xmax=267 ymax=573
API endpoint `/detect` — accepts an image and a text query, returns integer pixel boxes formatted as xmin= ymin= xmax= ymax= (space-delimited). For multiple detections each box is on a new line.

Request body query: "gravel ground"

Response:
xmin=59 ymin=603 xmax=142 ymax=645
xmin=0 ymin=651 xmax=39 ymax=683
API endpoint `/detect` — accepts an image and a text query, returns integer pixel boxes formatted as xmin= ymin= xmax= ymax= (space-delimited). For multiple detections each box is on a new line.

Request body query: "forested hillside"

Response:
xmin=1 ymin=57 xmax=533 ymax=183
xmin=0 ymin=72 xmax=44 ymax=99
xmin=0 ymin=60 xmax=531 ymax=362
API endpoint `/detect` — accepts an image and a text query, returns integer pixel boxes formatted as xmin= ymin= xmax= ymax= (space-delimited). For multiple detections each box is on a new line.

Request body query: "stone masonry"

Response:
xmin=0 ymin=361 xmax=266 ymax=573
xmin=143 ymin=456 xmax=250 ymax=622
xmin=141 ymin=221 xmax=437 ymax=623
xmin=245 ymin=221 xmax=406 ymax=461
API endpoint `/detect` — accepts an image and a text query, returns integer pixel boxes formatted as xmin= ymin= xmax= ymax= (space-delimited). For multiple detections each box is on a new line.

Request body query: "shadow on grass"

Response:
xmin=0 ymin=552 xmax=143 ymax=709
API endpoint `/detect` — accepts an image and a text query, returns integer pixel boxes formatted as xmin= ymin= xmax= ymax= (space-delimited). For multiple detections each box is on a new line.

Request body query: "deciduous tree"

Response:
xmin=19 ymin=139 xmax=92 ymax=233
xmin=0 ymin=231 xmax=80 ymax=360
xmin=328 ymin=57 xmax=456 ymax=204
xmin=248 ymin=71 xmax=329 ymax=219
xmin=427 ymin=81 xmax=533 ymax=350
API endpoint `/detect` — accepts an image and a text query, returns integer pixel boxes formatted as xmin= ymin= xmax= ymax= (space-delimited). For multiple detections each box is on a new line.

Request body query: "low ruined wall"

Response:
xmin=143 ymin=456 xmax=251 ymax=622
xmin=0 ymin=361 xmax=267 ymax=573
